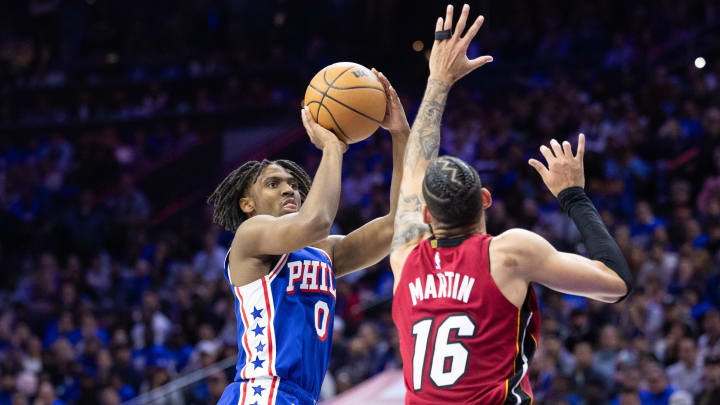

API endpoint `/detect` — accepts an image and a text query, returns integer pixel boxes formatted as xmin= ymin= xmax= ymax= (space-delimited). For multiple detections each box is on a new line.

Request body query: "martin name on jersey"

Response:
xmin=406 ymin=255 xmax=476 ymax=306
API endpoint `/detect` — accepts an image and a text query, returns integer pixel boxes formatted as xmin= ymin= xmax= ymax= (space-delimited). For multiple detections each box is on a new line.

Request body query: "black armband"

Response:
xmin=557 ymin=187 xmax=633 ymax=302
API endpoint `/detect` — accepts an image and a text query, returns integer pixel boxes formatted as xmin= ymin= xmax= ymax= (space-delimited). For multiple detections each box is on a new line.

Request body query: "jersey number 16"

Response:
xmin=411 ymin=314 xmax=476 ymax=391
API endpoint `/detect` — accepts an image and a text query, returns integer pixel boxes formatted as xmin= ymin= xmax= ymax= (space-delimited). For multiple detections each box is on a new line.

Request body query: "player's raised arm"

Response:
xmin=326 ymin=70 xmax=410 ymax=277
xmin=497 ymin=134 xmax=633 ymax=303
xmin=390 ymin=4 xmax=493 ymax=267
xmin=231 ymin=107 xmax=347 ymax=258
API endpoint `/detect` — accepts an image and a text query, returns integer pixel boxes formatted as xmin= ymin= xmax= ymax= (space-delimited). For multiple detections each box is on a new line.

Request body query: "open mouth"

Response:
xmin=282 ymin=200 xmax=297 ymax=211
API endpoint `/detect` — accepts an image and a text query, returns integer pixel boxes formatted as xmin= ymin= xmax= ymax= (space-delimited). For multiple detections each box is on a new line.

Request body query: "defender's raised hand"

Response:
xmin=430 ymin=4 xmax=493 ymax=85
xmin=529 ymin=134 xmax=586 ymax=196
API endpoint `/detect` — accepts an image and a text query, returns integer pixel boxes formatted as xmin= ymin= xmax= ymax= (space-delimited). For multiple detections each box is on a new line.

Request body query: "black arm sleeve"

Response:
xmin=557 ymin=186 xmax=633 ymax=302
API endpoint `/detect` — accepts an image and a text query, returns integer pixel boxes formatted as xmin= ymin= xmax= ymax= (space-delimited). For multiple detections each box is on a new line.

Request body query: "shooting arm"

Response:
xmin=235 ymin=143 xmax=345 ymax=257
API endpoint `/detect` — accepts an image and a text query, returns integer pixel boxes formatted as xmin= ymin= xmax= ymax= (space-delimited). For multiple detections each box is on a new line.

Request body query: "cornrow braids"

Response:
xmin=422 ymin=155 xmax=483 ymax=228
xmin=207 ymin=159 xmax=312 ymax=232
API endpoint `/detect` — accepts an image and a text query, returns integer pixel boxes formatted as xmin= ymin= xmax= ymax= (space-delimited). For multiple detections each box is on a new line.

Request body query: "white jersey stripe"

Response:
xmin=235 ymin=277 xmax=276 ymax=380
xmin=261 ymin=276 xmax=278 ymax=376
xmin=267 ymin=376 xmax=279 ymax=405
xmin=235 ymin=286 xmax=253 ymax=380
xmin=237 ymin=381 xmax=248 ymax=405
xmin=239 ymin=377 xmax=277 ymax=405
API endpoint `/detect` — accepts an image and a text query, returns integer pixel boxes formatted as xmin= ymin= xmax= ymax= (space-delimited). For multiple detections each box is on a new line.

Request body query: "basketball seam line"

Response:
xmin=306 ymin=101 xmax=350 ymax=142
xmin=307 ymin=83 xmax=382 ymax=136
xmin=308 ymin=82 xmax=384 ymax=93
xmin=325 ymin=83 xmax=385 ymax=92
xmin=317 ymin=66 xmax=356 ymax=128
xmin=310 ymin=83 xmax=383 ymax=125
xmin=317 ymin=103 xmax=351 ymax=143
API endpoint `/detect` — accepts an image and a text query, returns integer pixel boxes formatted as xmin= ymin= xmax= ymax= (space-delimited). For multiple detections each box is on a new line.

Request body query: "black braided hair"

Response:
xmin=207 ymin=159 xmax=312 ymax=231
xmin=422 ymin=155 xmax=483 ymax=228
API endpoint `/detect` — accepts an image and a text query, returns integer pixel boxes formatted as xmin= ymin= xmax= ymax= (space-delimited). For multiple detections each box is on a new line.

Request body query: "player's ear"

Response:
xmin=481 ymin=188 xmax=493 ymax=210
xmin=422 ymin=205 xmax=433 ymax=225
xmin=239 ymin=197 xmax=255 ymax=215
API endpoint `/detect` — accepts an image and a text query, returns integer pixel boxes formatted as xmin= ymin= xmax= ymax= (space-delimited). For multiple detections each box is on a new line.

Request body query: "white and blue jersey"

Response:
xmin=218 ymin=246 xmax=336 ymax=405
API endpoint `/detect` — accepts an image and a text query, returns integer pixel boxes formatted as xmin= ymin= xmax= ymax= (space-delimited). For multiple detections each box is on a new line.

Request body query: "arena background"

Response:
xmin=1 ymin=1 xmax=720 ymax=404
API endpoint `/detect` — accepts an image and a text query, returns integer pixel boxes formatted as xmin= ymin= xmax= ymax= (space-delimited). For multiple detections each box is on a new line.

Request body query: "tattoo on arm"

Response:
xmin=404 ymin=79 xmax=450 ymax=171
xmin=391 ymin=79 xmax=450 ymax=252
xmin=390 ymin=192 xmax=430 ymax=250
xmin=392 ymin=220 xmax=430 ymax=250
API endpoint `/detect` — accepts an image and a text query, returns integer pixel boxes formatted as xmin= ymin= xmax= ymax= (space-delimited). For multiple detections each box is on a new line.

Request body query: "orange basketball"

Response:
xmin=304 ymin=62 xmax=387 ymax=144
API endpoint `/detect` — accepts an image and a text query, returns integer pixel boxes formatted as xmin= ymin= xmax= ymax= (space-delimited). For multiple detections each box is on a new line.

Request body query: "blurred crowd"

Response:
xmin=1 ymin=1 xmax=720 ymax=405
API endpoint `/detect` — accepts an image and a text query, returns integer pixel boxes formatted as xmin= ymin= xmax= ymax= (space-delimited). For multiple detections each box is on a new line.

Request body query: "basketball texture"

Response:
xmin=304 ymin=62 xmax=386 ymax=144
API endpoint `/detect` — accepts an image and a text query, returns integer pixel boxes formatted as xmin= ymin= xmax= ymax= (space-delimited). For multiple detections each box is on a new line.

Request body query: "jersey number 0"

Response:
xmin=411 ymin=314 xmax=476 ymax=391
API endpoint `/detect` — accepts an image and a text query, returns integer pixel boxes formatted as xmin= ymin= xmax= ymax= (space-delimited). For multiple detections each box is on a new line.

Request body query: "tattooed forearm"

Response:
xmin=400 ymin=191 xmax=423 ymax=211
xmin=404 ymin=79 xmax=450 ymax=171
xmin=392 ymin=221 xmax=430 ymax=250
xmin=391 ymin=191 xmax=431 ymax=251
xmin=391 ymin=78 xmax=451 ymax=252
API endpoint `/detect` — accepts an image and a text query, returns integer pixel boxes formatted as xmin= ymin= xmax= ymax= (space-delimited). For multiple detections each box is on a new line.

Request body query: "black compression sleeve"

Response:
xmin=557 ymin=187 xmax=633 ymax=302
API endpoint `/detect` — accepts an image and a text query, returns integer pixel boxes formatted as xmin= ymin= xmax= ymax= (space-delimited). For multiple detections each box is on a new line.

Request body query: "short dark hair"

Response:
xmin=207 ymin=159 xmax=311 ymax=231
xmin=422 ymin=156 xmax=483 ymax=228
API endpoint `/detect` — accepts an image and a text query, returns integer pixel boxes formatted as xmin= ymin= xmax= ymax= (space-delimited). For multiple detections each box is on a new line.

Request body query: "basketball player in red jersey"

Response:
xmin=389 ymin=4 xmax=633 ymax=404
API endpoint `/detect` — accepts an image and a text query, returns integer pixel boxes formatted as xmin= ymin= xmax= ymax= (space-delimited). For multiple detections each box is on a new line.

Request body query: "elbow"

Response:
xmin=304 ymin=215 xmax=333 ymax=242
xmin=605 ymin=275 xmax=632 ymax=303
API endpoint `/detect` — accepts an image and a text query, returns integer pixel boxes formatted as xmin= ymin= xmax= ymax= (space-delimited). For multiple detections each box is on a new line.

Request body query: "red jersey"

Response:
xmin=392 ymin=233 xmax=540 ymax=405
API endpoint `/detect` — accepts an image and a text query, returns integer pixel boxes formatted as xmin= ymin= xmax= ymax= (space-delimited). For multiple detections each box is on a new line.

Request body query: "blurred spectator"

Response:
xmin=696 ymin=356 xmax=720 ymax=405
xmin=192 ymin=231 xmax=225 ymax=282
xmin=592 ymin=325 xmax=621 ymax=381
xmin=639 ymin=363 xmax=676 ymax=405
xmin=699 ymin=310 xmax=720 ymax=362
xmin=33 ymin=382 xmax=65 ymax=405
xmin=569 ymin=341 xmax=606 ymax=399
xmin=666 ymin=338 xmax=703 ymax=395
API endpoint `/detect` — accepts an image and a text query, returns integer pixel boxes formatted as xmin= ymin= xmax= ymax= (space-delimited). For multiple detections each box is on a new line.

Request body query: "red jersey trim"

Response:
xmin=261 ymin=277 xmax=277 ymax=376
xmin=240 ymin=380 xmax=248 ymax=404
xmin=267 ymin=376 xmax=278 ymax=405
xmin=235 ymin=286 xmax=253 ymax=380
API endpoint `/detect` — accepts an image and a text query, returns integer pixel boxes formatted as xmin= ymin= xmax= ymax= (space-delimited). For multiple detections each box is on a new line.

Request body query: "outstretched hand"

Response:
xmin=372 ymin=68 xmax=410 ymax=135
xmin=301 ymin=107 xmax=348 ymax=152
xmin=529 ymin=133 xmax=586 ymax=197
xmin=429 ymin=4 xmax=493 ymax=85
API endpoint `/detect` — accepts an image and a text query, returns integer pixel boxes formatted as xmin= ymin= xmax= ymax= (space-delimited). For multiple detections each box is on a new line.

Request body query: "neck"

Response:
xmin=432 ymin=217 xmax=486 ymax=239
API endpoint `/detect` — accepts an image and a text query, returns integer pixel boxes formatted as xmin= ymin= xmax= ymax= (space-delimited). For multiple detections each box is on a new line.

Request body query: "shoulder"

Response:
xmin=312 ymin=235 xmax=343 ymax=264
xmin=490 ymin=228 xmax=555 ymax=271
xmin=234 ymin=214 xmax=276 ymax=235
xmin=493 ymin=227 xmax=540 ymax=241
xmin=232 ymin=216 xmax=269 ymax=246
xmin=491 ymin=228 xmax=549 ymax=255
